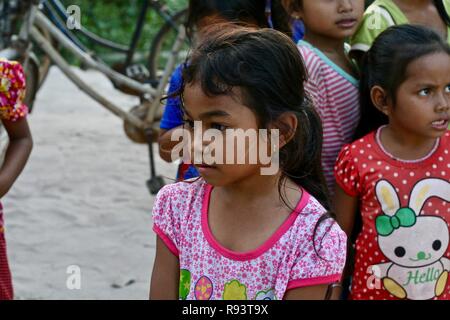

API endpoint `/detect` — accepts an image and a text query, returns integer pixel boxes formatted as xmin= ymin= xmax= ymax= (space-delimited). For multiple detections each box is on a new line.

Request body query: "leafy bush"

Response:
xmin=60 ymin=0 xmax=187 ymax=64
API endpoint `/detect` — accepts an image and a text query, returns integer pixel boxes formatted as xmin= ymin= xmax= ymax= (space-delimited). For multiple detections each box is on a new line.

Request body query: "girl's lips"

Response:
xmin=336 ymin=18 xmax=357 ymax=28
xmin=431 ymin=119 xmax=449 ymax=130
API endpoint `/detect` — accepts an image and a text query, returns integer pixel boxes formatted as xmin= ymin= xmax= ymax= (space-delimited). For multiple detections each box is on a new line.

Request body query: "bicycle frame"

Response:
xmin=44 ymin=0 xmax=183 ymax=68
xmin=0 ymin=0 xmax=186 ymax=194
xmin=24 ymin=2 xmax=186 ymax=130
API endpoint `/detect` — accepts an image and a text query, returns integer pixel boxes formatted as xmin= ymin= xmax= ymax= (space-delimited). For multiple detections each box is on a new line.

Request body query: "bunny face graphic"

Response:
xmin=378 ymin=216 xmax=449 ymax=268
xmin=373 ymin=178 xmax=450 ymax=300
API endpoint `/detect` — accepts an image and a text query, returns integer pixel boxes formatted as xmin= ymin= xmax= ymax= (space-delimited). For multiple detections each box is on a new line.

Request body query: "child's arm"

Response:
xmin=158 ymin=64 xmax=184 ymax=163
xmin=149 ymin=237 xmax=180 ymax=300
xmin=333 ymin=185 xmax=358 ymax=237
xmin=333 ymin=184 xmax=359 ymax=299
xmin=0 ymin=118 xmax=32 ymax=198
xmin=158 ymin=126 xmax=184 ymax=163
xmin=284 ymin=284 xmax=341 ymax=300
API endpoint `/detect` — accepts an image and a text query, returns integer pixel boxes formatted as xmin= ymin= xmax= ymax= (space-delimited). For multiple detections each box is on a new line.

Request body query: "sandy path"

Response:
xmin=2 ymin=67 xmax=177 ymax=299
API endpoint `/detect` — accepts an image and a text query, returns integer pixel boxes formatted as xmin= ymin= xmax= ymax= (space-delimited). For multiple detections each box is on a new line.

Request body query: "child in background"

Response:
xmin=150 ymin=26 xmax=346 ymax=300
xmin=0 ymin=59 xmax=33 ymax=300
xmin=334 ymin=25 xmax=450 ymax=300
xmin=282 ymin=0 xmax=364 ymax=196
xmin=351 ymin=0 xmax=450 ymax=62
xmin=158 ymin=0 xmax=291 ymax=181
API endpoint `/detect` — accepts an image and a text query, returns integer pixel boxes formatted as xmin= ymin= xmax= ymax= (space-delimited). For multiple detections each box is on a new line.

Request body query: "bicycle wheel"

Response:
xmin=147 ymin=8 xmax=189 ymax=82
xmin=23 ymin=54 xmax=39 ymax=113
xmin=35 ymin=24 xmax=55 ymax=88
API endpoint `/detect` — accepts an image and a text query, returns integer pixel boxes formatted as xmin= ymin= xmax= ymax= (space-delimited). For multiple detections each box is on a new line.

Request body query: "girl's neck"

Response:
xmin=380 ymin=125 xmax=439 ymax=161
xmin=303 ymin=32 xmax=346 ymax=55
xmin=218 ymin=171 xmax=282 ymax=205
xmin=303 ymin=32 xmax=355 ymax=76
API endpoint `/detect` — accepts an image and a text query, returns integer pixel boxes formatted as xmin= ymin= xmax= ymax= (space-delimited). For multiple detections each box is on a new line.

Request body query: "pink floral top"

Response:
xmin=152 ymin=179 xmax=347 ymax=300
xmin=0 ymin=59 xmax=28 ymax=122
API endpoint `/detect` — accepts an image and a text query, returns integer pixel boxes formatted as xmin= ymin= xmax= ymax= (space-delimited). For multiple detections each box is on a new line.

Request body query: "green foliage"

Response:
xmin=60 ymin=0 xmax=187 ymax=64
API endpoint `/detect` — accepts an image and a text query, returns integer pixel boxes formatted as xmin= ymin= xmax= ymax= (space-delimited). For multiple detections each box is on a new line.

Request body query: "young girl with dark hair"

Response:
xmin=281 ymin=0 xmax=365 ymax=196
xmin=158 ymin=0 xmax=291 ymax=181
xmin=150 ymin=26 xmax=346 ymax=300
xmin=0 ymin=60 xmax=33 ymax=300
xmin=334 ymin=25 xmax=450 ymax=300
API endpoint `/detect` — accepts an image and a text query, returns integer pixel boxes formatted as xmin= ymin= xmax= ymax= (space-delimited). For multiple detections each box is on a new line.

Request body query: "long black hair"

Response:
xmin=179 ymin=25 xmax=331 ymax=212
xmin=186 ymin=0 xmax=292 ymax=39
xmin=178 ymin=25 xmax=337 ymax=256
xmin=354 ymin=24 xmax=450 ymax=139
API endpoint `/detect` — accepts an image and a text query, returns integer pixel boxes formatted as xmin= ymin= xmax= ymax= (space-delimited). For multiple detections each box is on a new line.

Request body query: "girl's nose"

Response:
xmin=435 ymin=92 xmax=450 ymax=113
xmin=189 ymin=121 xmax=204 ymax=164
xmin=338 ymin=0 xmax=354 ymax=13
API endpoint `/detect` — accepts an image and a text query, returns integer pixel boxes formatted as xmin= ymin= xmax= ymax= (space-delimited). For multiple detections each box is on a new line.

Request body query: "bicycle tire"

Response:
xmin=35 ymin=24 xmax=54 ymax=89
xmin=48 ymin=0 xmax=129 ymax=53
xmin=147 ymin=8 xmax=189 ymax=82
xmin=23 ymin=54 xmax=39 ymax=113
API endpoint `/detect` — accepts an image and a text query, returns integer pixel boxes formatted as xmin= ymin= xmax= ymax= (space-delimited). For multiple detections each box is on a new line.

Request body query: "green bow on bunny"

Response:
xmin=376 ymin=207 xmax=417 ymax=236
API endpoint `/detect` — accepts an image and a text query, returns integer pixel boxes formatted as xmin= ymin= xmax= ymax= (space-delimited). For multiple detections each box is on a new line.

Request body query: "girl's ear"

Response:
xmin=275 ymin=112 xmax=298 ymax=148
xmin=281 ymin=0 xmax=303 ymax=19
xmin=370 ymin=85 xmax=391 ymax=116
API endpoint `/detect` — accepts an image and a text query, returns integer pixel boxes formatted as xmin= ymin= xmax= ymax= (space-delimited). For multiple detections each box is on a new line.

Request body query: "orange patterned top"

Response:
xmin=0 ymin=59 xmax=28 ymax=122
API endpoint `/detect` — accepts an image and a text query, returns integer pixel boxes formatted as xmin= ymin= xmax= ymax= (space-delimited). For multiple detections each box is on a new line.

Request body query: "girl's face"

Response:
xmin=388 ymin=52 xmax=450 ymax=139
xmin=298 ymin=0 xmax=364 ymax=40
xmin=181 ymin=83 xmax=275 ymax=186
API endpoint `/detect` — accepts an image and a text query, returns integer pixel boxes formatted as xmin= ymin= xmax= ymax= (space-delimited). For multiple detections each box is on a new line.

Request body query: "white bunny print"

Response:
xmin=373 ymin=178 xmax=450 ymax=300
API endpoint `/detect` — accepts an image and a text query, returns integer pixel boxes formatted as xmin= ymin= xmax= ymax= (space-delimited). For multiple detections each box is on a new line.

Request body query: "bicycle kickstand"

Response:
xmin=145 ymin=127 xmax=165 ymax=195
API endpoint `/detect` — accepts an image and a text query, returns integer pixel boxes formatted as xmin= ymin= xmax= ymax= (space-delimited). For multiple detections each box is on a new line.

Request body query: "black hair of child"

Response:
xmin=178 ymin=25 xmax=338 ymax=257
xmin=354 ymin=24 xmax=450 ymax=140
xmin=186 ymin=0 xmax=292 ymax=39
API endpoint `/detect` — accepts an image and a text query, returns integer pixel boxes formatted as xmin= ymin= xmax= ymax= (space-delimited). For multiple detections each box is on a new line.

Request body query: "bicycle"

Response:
xmin=0 ymin=0 xmax=190 ymax=194
xmin=38 ymin=0 xmax=189 ymax=91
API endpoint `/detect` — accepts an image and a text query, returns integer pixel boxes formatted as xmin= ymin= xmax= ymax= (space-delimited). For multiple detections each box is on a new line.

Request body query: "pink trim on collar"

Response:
xmin=201 ymin=184 xmax=310 ymax=261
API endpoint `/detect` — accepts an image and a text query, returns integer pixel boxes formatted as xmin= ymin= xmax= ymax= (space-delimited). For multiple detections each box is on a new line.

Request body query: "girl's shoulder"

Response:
xmin=0 ymin=59 xmax=28 ymax=122
xmin=350 ymin=0 xmax=405 ymax=52
xmin=151 ymin=178 xmax=207 ymax=257
xmin=154 ymin=178 xmax=207 ymax=208
xmin=333 ymin=131 xmax=378 ymax=197
xmin=297 ymin=40 xmax=359 ymax=87
xmin=151 ymin=178 xmax=206 ymax=239
xmin=289 ymin=192 xmax=347 ymax=272
xmin=0 ymin=58 xmax=21 ymax=69
xmin=339 ymin=130 xmax=377 ymax=158
xmin=290 ymin=190 xmax=344 ymax=241
xmin=297 ymin=40 xmax=326 ymax=68
xmin=0 ymin=59 xmax=25 ymax=81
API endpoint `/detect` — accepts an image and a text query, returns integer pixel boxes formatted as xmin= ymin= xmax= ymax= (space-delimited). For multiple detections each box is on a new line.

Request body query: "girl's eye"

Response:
xmin=418 ymin=88 xmax=431 ymax=97
xmin=445 ymin=85 xmax=450 ymax=93
xmin=211 ymin=123 xmax=228 ymax=131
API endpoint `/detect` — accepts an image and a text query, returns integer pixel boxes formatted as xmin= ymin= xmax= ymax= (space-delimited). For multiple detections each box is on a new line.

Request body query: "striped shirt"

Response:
xmin=298 ymin=41 xmax=360 ymax=196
